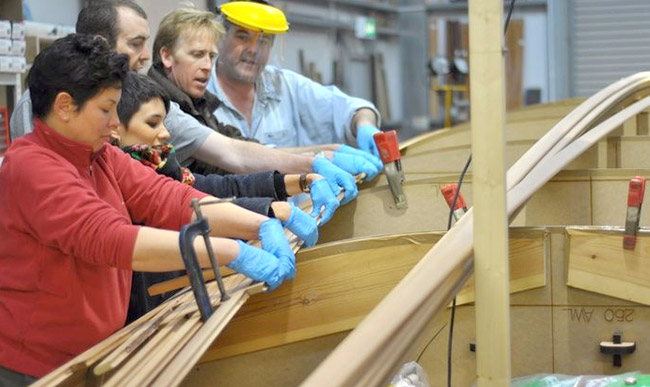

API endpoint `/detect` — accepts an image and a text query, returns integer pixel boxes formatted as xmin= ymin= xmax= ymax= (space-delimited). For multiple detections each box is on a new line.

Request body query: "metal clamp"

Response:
xmin=179 ymin=197 xmax=234 ymax=322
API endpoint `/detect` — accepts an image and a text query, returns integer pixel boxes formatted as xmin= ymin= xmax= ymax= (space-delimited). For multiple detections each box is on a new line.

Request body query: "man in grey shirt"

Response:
xmin=11 ymin=0 xmax=358 ymax=204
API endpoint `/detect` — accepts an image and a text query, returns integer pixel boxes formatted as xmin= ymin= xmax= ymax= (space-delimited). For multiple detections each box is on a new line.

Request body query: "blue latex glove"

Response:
xmin=308 ymin=178 xmax=340 ymax=225
xmin=356 ymin=125 xmax=381 ymax=158
xmin=332 ymin=149 xmax=381 ymax=181
xmin=337 ymin=144 xmax=383 ymax=171
xmin=312 ymin=157 xmax=358 ymax=205
xmin=282 ymin=204 xmax=318 ymax=247
xmin=228 ymin=240 xmax=288 ymax=291
xmin=259 ymin=218 xmax=296 ymax=280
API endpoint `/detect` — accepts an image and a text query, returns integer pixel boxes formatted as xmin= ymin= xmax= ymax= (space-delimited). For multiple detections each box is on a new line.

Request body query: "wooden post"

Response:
xmin=469 ymin=0 xmax=511 ymax=385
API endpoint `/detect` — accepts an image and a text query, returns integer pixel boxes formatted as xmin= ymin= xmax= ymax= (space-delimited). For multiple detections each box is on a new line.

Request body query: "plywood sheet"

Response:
xmin=418 ymin=305 xmax=553 ymax=387
xmin=456 ymin=231 xmax=546 ymax=305
xmin=182 ymin=332 xmax=348 ymax=387
xmin=552 ymin=304 xmax=650 ymax=374
xmin=620 ymin=136 xmax=650 ymax=169
xmin=567 ymin=228 xmax=650 ymax=305
xmin=201 ymin=230 xmax=548 ymax=363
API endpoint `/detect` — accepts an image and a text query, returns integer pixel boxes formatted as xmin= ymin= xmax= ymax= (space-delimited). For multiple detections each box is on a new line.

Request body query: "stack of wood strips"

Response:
xmin=34 ymin=175 xmax=361 ymax=386
xmin=31 ymin=274 xmax=261 ymax=387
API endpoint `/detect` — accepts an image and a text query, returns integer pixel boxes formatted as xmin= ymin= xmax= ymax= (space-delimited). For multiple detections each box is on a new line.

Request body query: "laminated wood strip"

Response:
xmin=302 ymin=74 xmax=650 ymax=387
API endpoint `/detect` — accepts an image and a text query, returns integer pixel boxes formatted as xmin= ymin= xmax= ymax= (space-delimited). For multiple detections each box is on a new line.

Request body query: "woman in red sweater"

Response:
xmin=0 ymin=34 xmax=296 ymax=384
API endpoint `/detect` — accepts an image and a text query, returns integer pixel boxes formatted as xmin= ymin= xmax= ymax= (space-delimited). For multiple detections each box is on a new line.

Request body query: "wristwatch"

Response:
xmin=299 ymin=173 xmax=310 ymax=193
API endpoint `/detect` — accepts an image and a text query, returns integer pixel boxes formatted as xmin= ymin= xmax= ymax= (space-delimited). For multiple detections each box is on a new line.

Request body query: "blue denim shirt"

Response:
xmin=207 ymin=65 xmax=380 ymax=147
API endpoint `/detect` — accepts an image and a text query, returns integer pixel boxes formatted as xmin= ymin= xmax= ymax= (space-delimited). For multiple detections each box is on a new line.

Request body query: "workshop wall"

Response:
xmin=22 ymin=0 xmax=80 ymax=25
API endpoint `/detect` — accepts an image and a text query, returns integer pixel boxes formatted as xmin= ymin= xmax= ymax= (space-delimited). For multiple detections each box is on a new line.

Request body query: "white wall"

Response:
xmin=522 ymin=11 xmax=548 ymax=103
xmin=24 ymin=0 xmax=80 ymax=25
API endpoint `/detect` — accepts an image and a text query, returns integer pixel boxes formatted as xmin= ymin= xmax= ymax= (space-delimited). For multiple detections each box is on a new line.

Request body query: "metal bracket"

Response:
xmin=600 ymin=332 xmax=636 ymax=367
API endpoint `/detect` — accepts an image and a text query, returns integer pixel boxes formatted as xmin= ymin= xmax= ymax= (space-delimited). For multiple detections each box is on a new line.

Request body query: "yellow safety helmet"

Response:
xmin=219 ymin=1 xmax=289 ymax=34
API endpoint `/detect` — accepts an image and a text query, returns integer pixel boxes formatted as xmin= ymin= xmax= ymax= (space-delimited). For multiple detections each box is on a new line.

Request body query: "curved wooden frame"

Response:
xmin=302 ymin=73 xmax=650 ymax=386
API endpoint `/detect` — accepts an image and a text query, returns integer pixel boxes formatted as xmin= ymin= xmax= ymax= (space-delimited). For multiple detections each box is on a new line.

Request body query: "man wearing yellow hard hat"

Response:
xmin=207 ymin=1 xmax=385 ymax=171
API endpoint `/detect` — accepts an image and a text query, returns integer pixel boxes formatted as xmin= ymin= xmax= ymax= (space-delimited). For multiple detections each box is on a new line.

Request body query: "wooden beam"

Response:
xmin=469 ymin=1 xmax=511 ymax=385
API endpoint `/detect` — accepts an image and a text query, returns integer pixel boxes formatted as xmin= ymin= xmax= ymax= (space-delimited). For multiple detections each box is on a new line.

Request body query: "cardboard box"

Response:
xmin=10 ymin=56 xmax=25 ymax=73
xmin=10 ymin=39 xmax=25 ymax=56
xmin=0 ymin=39 xmax=11 ymax=56
xmin=0 ymin=21 xmax=11 ymax=39
xmin=0 ymin=56 xmax=11 ymax=72
xmin=11 ymin=21 xmax=25 ymax=40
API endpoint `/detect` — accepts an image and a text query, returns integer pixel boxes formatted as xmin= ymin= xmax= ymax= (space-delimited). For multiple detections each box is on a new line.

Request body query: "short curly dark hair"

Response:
xmin=28 ymin=33 xmax=130 ymax=119
xmin=118 ymin=72 xmax=170 ymax=128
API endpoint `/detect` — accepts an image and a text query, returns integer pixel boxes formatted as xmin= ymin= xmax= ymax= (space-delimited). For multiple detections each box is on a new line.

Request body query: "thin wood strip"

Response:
xmin=29 ymin=288 xmax=191 ymax=387
xmin=302 ymin=74 xmax=650 ymax=386
xmin=507 ymin=72 xmax=650 ymax=191
xmin=125 ymin=278 xmax=252 ymax=387
xmin=150 ymin=282 xmax=263 ymax=386
xmin=99 ymin=276 xmax=245 ymax=386
xmin=93 ymin=305 xmax=176 ymax=375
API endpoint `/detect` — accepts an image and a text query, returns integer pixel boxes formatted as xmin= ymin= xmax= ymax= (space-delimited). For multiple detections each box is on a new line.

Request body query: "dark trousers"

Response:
xmin=0 ymin=364 xmax=36 ymax=387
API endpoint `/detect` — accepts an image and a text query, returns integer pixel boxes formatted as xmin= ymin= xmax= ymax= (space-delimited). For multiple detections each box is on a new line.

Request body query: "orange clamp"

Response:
xmin=623 ymin=176 xmax=646 ymax=250
xmin=373 ymin=130 xmax=401 ymax=164
xmin=441 ymin=184 xmax=467 ymax=212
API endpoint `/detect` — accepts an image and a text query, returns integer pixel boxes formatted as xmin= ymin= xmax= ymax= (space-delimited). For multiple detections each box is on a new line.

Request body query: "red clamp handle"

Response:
xmin=627 ymin=176 xmax=646 ymax=207
xmin=441 ymin=184 xmax=467 ymax=211
xmin=373 ymin=130 xmax=401 ymax=164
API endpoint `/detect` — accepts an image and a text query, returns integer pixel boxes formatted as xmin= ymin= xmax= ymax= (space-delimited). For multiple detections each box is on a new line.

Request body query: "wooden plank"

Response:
xmin=505 ymin=19 xmax=524 ymax=111
xmin=637 ymin=110 xmax=649 ymax=135
xmin=567 ymin=227 xmax=650 ymax=305
xmin=200 ymin=230 xmax=546 ymax=363
xmin=469 ymin=1 xmax=511 ymax=384
xmin=201 ymin=233 xmax=438 ymax=362
xmin=456 ymin=233 xmax=545 ymax=305
xmin=428 ymin=23 xmax=440 ymax=120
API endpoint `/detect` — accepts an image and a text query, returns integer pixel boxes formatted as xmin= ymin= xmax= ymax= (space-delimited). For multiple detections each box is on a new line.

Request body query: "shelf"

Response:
xmin=0 ymin=71 xmax=23 ymax=113
xmin=422 ymin=0 xmax=547 ymax=14
xmin=287 ymin=12 xmax=401 ymax=37
xmin=290 ymin=0 xmax=397 ymax=13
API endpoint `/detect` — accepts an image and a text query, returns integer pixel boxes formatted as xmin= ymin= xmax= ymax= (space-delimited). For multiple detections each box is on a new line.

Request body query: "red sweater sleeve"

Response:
xmin=8 ymin=148 xmax=139 ymax=270
xmin=108 ymin=146 xmax=208 ymax=230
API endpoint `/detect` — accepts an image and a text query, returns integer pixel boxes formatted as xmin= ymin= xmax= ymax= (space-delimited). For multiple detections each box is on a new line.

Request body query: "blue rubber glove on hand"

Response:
xmin=337 ymin=144 xmax=383 ymax=172
xmin=308 ymin=178 xmax=340 ymax=225
xmin=356 ymin=125 xmax=381 ymax=158
xmin=312 ymin=157 xmax=358 ymax=205
xmin=282 ymin=204 xmax=318 ymax=247
xmin=332 ymin=149 xmax=381 ymax=181
xmin=259 ymin=218 xmax=296 ymax=280
xmin=228 ymin=240 xmax=288 ymax=291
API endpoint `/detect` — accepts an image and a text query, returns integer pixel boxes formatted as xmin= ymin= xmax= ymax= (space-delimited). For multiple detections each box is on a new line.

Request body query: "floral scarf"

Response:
xmin=121 ymin=143 xmax=196 ymax=186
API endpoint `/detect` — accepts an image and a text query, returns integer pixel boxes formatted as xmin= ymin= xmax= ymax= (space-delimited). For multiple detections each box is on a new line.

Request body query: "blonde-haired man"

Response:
xmin=150 ymin=7 xmax=382 ymax=183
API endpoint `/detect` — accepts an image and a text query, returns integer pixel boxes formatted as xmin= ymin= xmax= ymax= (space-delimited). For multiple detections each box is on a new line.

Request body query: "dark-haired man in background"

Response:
xmin=10 ymin=0 xmax=359 ymax=208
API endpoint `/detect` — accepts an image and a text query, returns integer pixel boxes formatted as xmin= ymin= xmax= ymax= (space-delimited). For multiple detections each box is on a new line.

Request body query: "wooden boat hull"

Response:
xmin=185 ymin=226 xmax=650 ymax=387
